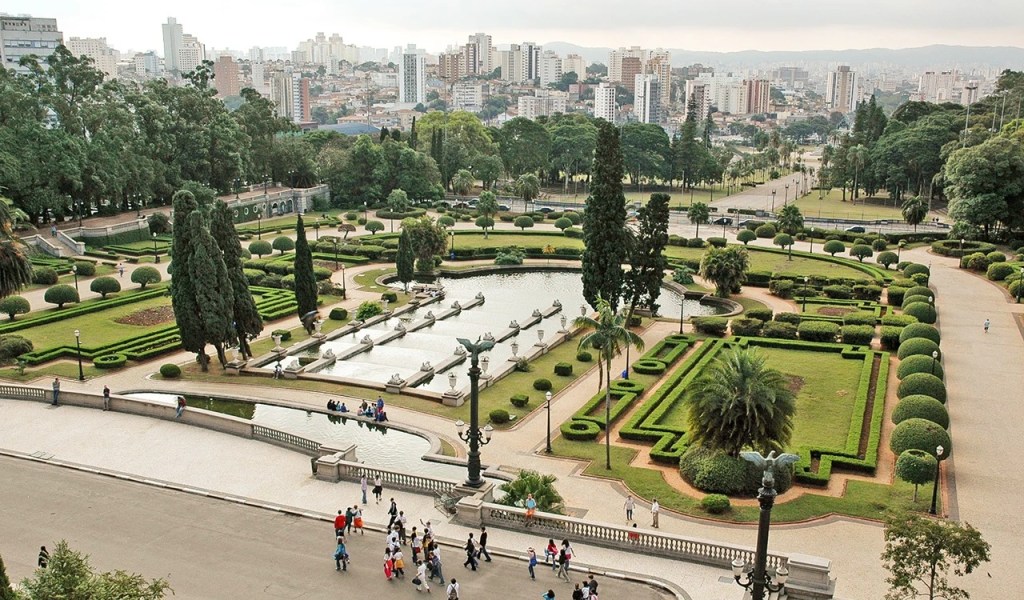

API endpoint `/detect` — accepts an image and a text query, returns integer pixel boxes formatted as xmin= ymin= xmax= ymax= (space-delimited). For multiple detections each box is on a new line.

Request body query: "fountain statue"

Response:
xmin=482 ymin=332 xmax=495 ymax=342
xmin=323 ymin=349 xmax=335 ymax=359
xmin=230 ymin=347 xmax=240 ymax=362
xmin=454 ymin=345 xmax=467 ymax=356
xmin=420 ymin=361 xmax=433 ymax=372
xmin=451 ymin=300 xmax=462 ymax=310
xmin=509 ymin=320 xmax=520 ymax=329
xmin=425 ymin=311 xmax=435 ymax=320
xmin=560 ymin=315 xmax=568 ymax=332
xmin=553 ymin=299 xmax=562 ymax=308
xmin=272 ymin=334 xmax=283 ymax=352
xmin=475 ymin=292 xmax=485 ymax=301
xmin=360 ymin=335 xmax=374 ymax=345
xmin=532 ymin=308 xmax=542 ymax=317
xmin=394 ymin=322 xmax=406 ymax=332
xmin=388 ymin=373 xmax=405 ymax=386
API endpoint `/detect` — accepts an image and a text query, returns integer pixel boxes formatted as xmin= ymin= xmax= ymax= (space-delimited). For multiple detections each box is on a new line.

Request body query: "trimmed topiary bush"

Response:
xmin=774 ymin=312 xmax=801 ymax=325
xmin=823 ymin=284 xmax=854 ymax=299
xmin=272 ymin=328 xmax=292 ymax=342
xmin=905 ymin=286 xmax=934 ymax=300
xmin=762 ymin=321 xmax=798 ymax=339
xmin=961 ymin=252 xmax=989 ymax=271
xmin=554 ymin=362 xmax=573 ymax=376
xmin=730 ymin=318 xmax=763 ymax=337
xmin=882 ymin=314 xmax=918 ymax=327
xmin=533 ymin=378 xmax=553 ymax=391
xmin=686 ymin=237 xmax=705 ymax=248
xmin=850 ymin=244 xmax=874 ymax=262
xmin=737 ymin=229 xmax=757 ymax=245
xmin=90 ymin=276 xmax=121 ymax=298
xmin=900 ymin=323 xmax=940 ymax=344
xmin=853 ymin=284 xmax=883 ymax=301
xmin=895 ymin=449 xmax=937 ymax=499
xmin=0 ymin=334 xmax=33 ymax=360
xmin=897 ymin=338 xmax=940 ymax=360
xmin=73 ymin=261 xmax=96 ymax=276
xmin=843 ymin=312 xmax=876 ymax=326
xmin=823 ymin=240 xmax=846 ymax=256
xmin=93 ymin=353 xmax=127 ymax=369
xmin=887 ymin=286 xmax=907 ymax=307
xmin=881 ymin=326 xmax=903 ymax=350
xmin=746 ymin=308 xmax=773 ymax=322
xmin=769 ymin=279 xmax=794 ymax=298
xmin=890 ymin=417 xmax=952 ymax=460
xmin=701 ymin=494 xmax=732 ymax=515
xmin=901 ymin=294 xmax=932 ymax=309
xmin=876 ymin=251 xmax=899 ymax=269
xmin=561 ymin=419 xmax=600 ymax=440
xmin=903 ymin=302 xmax=937 ymax=324
xmin=576 ymin=351 xmax=592 ymax=362
xmin=329 ymin=307 xmax=348 ymax=320
xmin=898 ymin=372 xmax=947 ymax=403
xmin=841 ymin=325 xmax=875 ymax=345
xmin=272 ymin=236 xmax=295 ymax=254
xmin=510 ymin=394 xmax=530 ymax=408
xmin=754 ymin=223 xmax=777 ymax=238
xmin=986 ymin=251 xmax=1006 ymax=263
xmin=159 ymin=363 xmax=181 ymax=378
xmin=798 ymin=321 xmax=840 ymax=342
xmin=131 ymin=266 xmax=161 ymax=289
xmin=893 ymin=395 xmax=949 ymax=428
xmin=0 ymin=295 xmax=30 ymax=320
xmin=693 ymin=317 xmax=728 ymax=336
xmin=44 ymin=284 xmax=79 ymax=308
xmin=631 ymin=359 xmax=667 ymax=375
xmin=32 ymin=266 xmax=59 ymax=285
xmin=987 ymin=262 xmax=1015 ymax=281
xmin=897 ymin=354 xmax=944 ymax=380
xmin=903 ymin=263 xmax=930 ymax=279
xmin=489 ymin=409 xmax=510 ymax=424
xmin=680 ymin=446 xmax=792 ymax=495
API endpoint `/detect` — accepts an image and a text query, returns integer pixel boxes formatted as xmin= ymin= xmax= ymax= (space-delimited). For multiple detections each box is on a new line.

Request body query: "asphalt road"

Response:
xmin=0 ymin=456 xmax=673 ymax=600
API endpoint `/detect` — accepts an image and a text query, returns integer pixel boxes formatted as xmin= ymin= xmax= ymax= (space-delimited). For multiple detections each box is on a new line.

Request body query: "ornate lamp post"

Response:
xmin=545 ymin=391 xmax=553 ymax=453
xmin=314 ymin=218 xmax=321 ymax=240
xmin=340 ymin=263 xmax=346 ymax=298
xmin=332 ymin=239 xmax=339 ymax=269
xmin=678 ymin=292 xmax=685 ymax=334
xmin=71 ymin=264 xmax=79 ymax=293
xmin=733 ymin=451 xmax=799 ymax=600
xmin=929 ymin=445 xmax=944 ymax=515
xmin=784 ymin=183 xmax=790 ymax=205
xmin=771 ymin=189 xmax=776 ymax=212
xmin=256 ymin=208 xmax=263 ymax=240
xmin=152 ymin=232 xmax=160 ymax=263
xmin=74 ymin=329 xmax=84 ymax=381
xmin=453 ymin=337 xmax=495 ymax=488
xmin=931 ymin=350 xmax=939 ymax=375
xmin=802 ymin=276 xmax=809 ymax=313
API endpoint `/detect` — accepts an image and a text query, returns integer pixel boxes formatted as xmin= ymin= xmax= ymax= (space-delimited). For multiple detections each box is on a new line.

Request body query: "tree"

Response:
xmin=686 ymin=346 xmax=796 ymax=456
xmin=0 ymin=551 xmax=15 ymax=600
xmin=476 ymin=190 xmax=498 ymax=237
xmin=292 ymin=214 xmax=318 ymax=325
xmin=497 ymin=469 xmax=564 ymax=515
xmin=403 ymin=216 xmax=448 ymax=276
xmin=210 ymin=202 xmax=263 ymax=358
xmin=18 ymin=540 xmax=170 ymax=599
xmin=823 ymin=240 xmax=846 ymax=256
xmin=272 ymin=236 xmax=294 ymax=254
xmin=623 ymin=193 xmax=670 ymax=318
xmin=365 ymin=220 xmax=385 ymax=235
xmin=131 ymin=266 xmax=161 ymax=289
xmin=498 ymin=117 xmax=552 ymax=178
xmin=894 ymin=449 xmax=936 ymax=502
xmin=0 ymin=200 xmax=32 ymax=299
xmin=472 ymin=154 xmax=504 ymax=190
xmin=395 ymin=230 xmax=415 ymax=292
xmin=90 ymin=276 xmax=121 ymax=298
xmin=186 ymin=211 xmax=234 ymax=368
xmin=0 ymin=295 xmax=29 ymax=320
xmin=700 ymin=246 xmax=749 ymax=297
xmin=882 ymin=512 xmax=990 ymax=600
xmin=44 ymin=284 xmax=79 ymax=308
xmin=475 ymin=216 xmax=495 ymax=235
xmin=248 ymin=240 xmax=271 ymax=257
xmin=773 ymin=233 xmax=795 ymax=259
xmin=945 ymin=137 xmax=1024 ymax=236
xmin=582 ymin=121 xmax=628 ymax=311
xmin=877 ymin=251 xmax=900 ymax=269
xmin=513 ymin=215 xmax=535 ymax=231
xmin=776 ymin=204 xmax=804 ymax=235
xmin=850 ymin=244 xmax=874 ymax=262
xmin=901 ymin=196 xmax=928 ymax=232
xmin=688 ymin=202 xmax=710 ymax=238
xmin=553 ymin=217 xmax=572 ymax=232
xmin=386 ymin=188 xmax=408 ymax=232
xmin=573 ymin=297 xmax=644 ymax=469
xmin=452 ymin=169 xmax=475 ymax=195
xmin=515 ymin=173 xmax=540 ymax=208
xmin=737 ymin=229 xmax=756 ymax=245
xmin=620 ymin=123 xmax=671 ymax=187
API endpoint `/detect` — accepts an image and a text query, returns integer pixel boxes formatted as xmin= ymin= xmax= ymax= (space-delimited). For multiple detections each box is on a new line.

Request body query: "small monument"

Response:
xmin=480 ymin=355 xmax=492 ymax=380
xmin=482 ymin=332 xmax=495 ymax=342
xmin=313 ymin=319 xmax=325 ymax=339
xmin=475 ymin=292 xmax=485 ymax=301
xmin=394 ymin=322 xmax=406 ymax=332
xmin=509 ymin=320 xmax=520 ymax=330
xmin=552 ymin=299 xmax=562 ymax=308
xmin=272 ymin=334 xmax=284 ymax=352
xmin=532 ymin=308 xmax=542 ymax=318
xmin=451 ymin=300 xmax=462 ymax=310
xmin=535 ymin=329 xmax=547 ymax=347
xmin=425 ymin=311 xmax=436 ymax=321
xmin=360 ymin=335 xmax=374 ymax=346
xmin=454 ymin=345 xmax=467 ymax=356
xmin=385 ymin=372 xmax=406 ymax=393
xmin=442 ymin=371 xmax=465 ymax=407
xmin=420 ymin=361 xmax=433 ymax=372
xmin=559 ymin=314 xmax=569 ymax=333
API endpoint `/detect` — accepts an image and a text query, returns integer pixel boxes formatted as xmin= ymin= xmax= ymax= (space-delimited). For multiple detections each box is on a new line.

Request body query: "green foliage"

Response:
xmin=0 ymin=295 xmax=30 ymax=320
xmin=73 ymin=261 xmax=96 ymax=276
xmin=904 ymin=302 xmax=937 ymax=324
xmin=291 ymin=216 xmax=318 ymax=321
xmin=510 ymin=394 xmax=530 ymax=408
xmin=897 ymin=338 xmax=940 ymax=360
xmin=745 ymin=308 xmax=773 ymax=322
xmin=271 ymin=236 xmax=295 ymax=254
xmin=132 ymin=267 xmax=161 ymax=289
xmin=736 ymin=229 xmax=757 ymax=245
xmin=554 ymin=362 xmax=573 ymax=376
xmin=693 ymin=316 xmax=728 ymax=336
xmin=328 ymin=307 xmax=348 ymax=320
xmin=882 ymin=512 xmax=990 ymax=600
xmin=849 ymin=244 xmax=874 ymax=262
xmin=769 ymin=279 xmax=794 ymax=298
xmin=17 ymin=539 xmax=171 ymax=600
xmin=842 ymin=312 xmax=877 ymax=326
xmin=775 ymin=204 xmax=804 ymax=235
xmin=32 ymin=267 xmax=59 ymax=285
xmin=624 ymin=192 xmax=670 ymax=317
xmin=773 ymin=233 xmax=794 ymax=251
xmin=672 ymin=266 xmax=694 ymax=284
xmin=897 ymin=355 xmax=944 ymax=380
xmin=581 ymin=120 xmax=628 ymax=311
xmin=894 ymin=449 xmax=936 ymax=500
xmin=395 ymin=230 xmax=415 ymax=290
xmin=762 ymin=321 xmax=798 ymax=339
xmin=679 ymin=445 xmax=793 ymax=495
xmin=489 ymin=408 xmax=510 ymax=424
xmin=272 ymin=328 xmax=292 ymax=341
xmin=881 ymin=326 xmax=903 ymax=350
xmin=159 ymin=363 xmax=181 ymax=378
xmin=248 ymin=240 xmax=272 ymax=257
xmin=890 ymin=417 xmax=951 ymax=460
xmin=575 ymin=350 xmax=592 ymax=362
xmin=381 ymin=291 xmax=398 ymax=302
xmin=700 ymin=494 xmax=732 ymax=515
xmin=900 ymin=323 xmax=940 ymax=344
xmin=730 ymin=318 xmax=763 ymax=337
xmin=903 ymin=263 xmax=930 ymax=279
xmin=497 ymin=469 xmax=564 ymax=514
xmin=513 ymin=215 xmax=535 ymax=230
xmin=354 ymin=301 xmax=383 ymax=321
xmin=494 ymin=246 xmax=525 ymax=265
xmin=893 ymin=395 xmax=949 ymax=428
xmin=898 ymin=373 xmax=947 ymax=403
xmin=798 ymin=321 xmax=840 ymax=342
xmin=823 ymin=284 xmax=854 ymax=299
xmin=0 ymin=334 xmax=33 ymax=360
xmin=533 ymin=378 xmax=553 ymax=391
xmin=887 ymin=286 xmax=908 ymax=307
xmin=841 ymin=324 xmax=875 ymax=345
xmin=987 ymin=262 xmax=1015 ymax=281
xmin=961 ymin=252 xmax=990 ymax=271
xmin=876 ymin=251 xmax=899 ymax=269
xmin=93 ymin=353 xmax=127 ymax=369
xmin=44 ymin=284 xmax=79 ymax=308
xmin=90 ymin=276 xmax=121 ymax=299
xmin=901 ymin=294 xmax=932 ymax=309
xmin=754 ymin=223 xmax=777 ymax=238
xmin=823 ymin=239 xmax=846 ymax=256
xmin=699 ymin=245 xmax=749 ymax=298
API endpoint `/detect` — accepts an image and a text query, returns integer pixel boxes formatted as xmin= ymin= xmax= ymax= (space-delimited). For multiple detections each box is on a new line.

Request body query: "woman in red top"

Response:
xmin=334 ymin=510 xmax=347 ymax=536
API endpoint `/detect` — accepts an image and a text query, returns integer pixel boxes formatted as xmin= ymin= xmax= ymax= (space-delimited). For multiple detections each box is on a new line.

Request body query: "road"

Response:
xmin=0 ymin=456 xmax=673 ymax=600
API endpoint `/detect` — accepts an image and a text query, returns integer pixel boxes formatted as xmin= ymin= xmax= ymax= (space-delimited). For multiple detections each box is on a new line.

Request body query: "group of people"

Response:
xmin=356 ymin=396 xmax=388 ymax=422
xmin=326 ymin=400 xmax=348 ymax=412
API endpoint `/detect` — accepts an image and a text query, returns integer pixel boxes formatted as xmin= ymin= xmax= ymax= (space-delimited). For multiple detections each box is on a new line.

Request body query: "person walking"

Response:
xmin=118 ymin=263 xmax=125 ymax=278
xmin=446 ymin=578 xmax=460 ymax=600
xmin=352 ymin=506 xmax=364 ymax=535
xmin=51 ymin=378 xmax=60 ymax=406
xmin=387 ymin=497 xmax=399 ymax=529
xmin=360 ymin=474 xmax=369 ymax=504
xmin=623 ymin=495 xmax=635 ymax=522
xmin=175 ymin=396 xmax=186 ymax=419
xmin=334 ymin=510 xmax=347 ymax=536
xmin=527 ymin=547 xmax=538 ymax=580
xmin=334 ymin=536 xmax=348 ymax=572
xmin=555 ymin=547 xmax=571 ymax=583
xmin=414 ymin=559 xmax=430 ymax=593
xmin=410 ymin=529 xmax=422 ymax=563
xmin=398 ymin=511 xmax=408 ymax=545
xmin=345 ymin=506 xmax=356 ymax=535
xmin=430 ymin=551 xmax=444 ymax=584
xmin=476 ymin=526 xmax=491 ymax=562
xmin=393 ymin=547 xmax=406 ymax=578
xmin=462 ymin=533 xmax=478 ymax=571
xmin=38 ymin=546 xmax=49 ymax=568
xmin=384 ymin=548 xmax=395 ymax=581
xmin=984 ymin=318 xmax=991 ymax=333
xmin=650 ymin=498 xmax=660 ymax=528
xmin=102 ymin=385 xmax=111 ymax=411
xmin=561 ymin=540 xmax=575 ymax=572
xmin=373 ymin=475 xmax=384 ymax=504
xmin=587 ymin=575 xmax=599 ymax=599
xmin=545 ymin=539 xmax=558 ymax=568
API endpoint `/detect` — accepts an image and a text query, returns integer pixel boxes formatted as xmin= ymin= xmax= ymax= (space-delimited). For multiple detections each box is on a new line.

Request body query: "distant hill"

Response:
xmin=541 ymin=42 xmax=1024 ymax=71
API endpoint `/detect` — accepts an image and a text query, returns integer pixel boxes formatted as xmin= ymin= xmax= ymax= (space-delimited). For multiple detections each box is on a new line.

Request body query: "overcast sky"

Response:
xmin=9 ymin=0 xmax=1024 ymax=54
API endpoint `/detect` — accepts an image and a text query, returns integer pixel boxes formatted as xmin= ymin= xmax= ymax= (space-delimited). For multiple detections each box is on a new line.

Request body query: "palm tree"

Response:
xmin=498 ymin=469 xmax=564 ymax=514
xmin=516 ymin=173 xmax=541 ymax=211
xmin=476 ymin=190 xmax=498 ymax=238
xmin=901 ymin=196 xmax=928 ymax=232
xmin=0 ymin=199 xmax=33 ymax=299
xmin=452 ymin=169 xmax=474 ymax=196
xmin=574 ymin=297 xmax=645 ymax=470
xmin=686 ymin=346 xmax=796 ymax=456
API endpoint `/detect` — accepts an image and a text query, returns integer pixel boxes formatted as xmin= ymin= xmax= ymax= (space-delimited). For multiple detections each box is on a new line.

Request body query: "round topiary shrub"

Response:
xmin=686 ymin=237 xmax=705 ymax=248
xmin=44 ymin=284 xmax=79 ymax=308
xmin=272 ymin=328 xmax=293 ymax=342
xmin=903 ymin=302 xmax=937 ymax=324
xmin=329 ymin=307 xmax=348 ymax=320
xmin=610 ymin=379 xmax=646 ymax=394
xmin=701 ymin=494 xmax=732 ymax=515
xmin=159 ymin=363 xmax=182 ymax=378
xmin=730 ymin=318 xmax=763 ymax=337
xmin=755 ymin=223 xmax=777 ymax=238
xmin=631 ymin=359 xmax=667 ymax=375
xmin=897 ymin=372 xmax=947 ymax=403
xmin=560 ymin=419 xmax=600 ymax=440
xmin=90 ymin=276 xmax=121 ymax=298
xmin=987 ymin=262 xmax=1015 ymax=281
xmin=897 ymin=354 xmax=944 ymax=380
xmin=890 ymin=417 xmax=952 ymax=460
xmin=986 ymin=251 xmax=1006 ymax=263
xmin=489 ymin=409 xmax=510 ymax=424
xmin=899 ymin=323 xmax=940 ymax=345
xmin=903 ymin=263 xmax=930 ymax=279
xmin=680 ymin=446 xmax=793 ymax=495
xmin=510 ymin=394 xmax=530 ymax=408
xmin=576 ymin=351 xmax=592 ymax=362
xmin=737 ymin=229 xmax=757 ymax=245
xmin=0 ymin=296 xmax=30 ymax=321
xmin=533 ymin=378 xmax=553 ymax=391
xmin=0 ymin=334 xmax=33 ymax=360
xmin=93 ymin=353 xmax=127 ymax=369
xmin=32 ymin=267 xmax=59 ymax=285
xmin=131 ymin=266 xmax=162 ymax=289
xmin=897 ymin=338 xmax=940 ymax=360
xmin=694 ymin=316 xmax=728 ymax=336
xmin=895 ymin=449 xmax=937 ymax=495
xmin=73 ymin=261 xmax=96 ymax=276
xmin=892 ymin=395 xmax=949 ymax=428
xmin=887 ymin=286 xmax=907 ymax=307
xmin=905 ymin=286 xmax=934 ymax=300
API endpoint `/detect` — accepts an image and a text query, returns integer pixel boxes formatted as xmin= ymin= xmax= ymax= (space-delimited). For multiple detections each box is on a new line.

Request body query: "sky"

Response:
xmin=8 ymin=0 xmax=1024 ymax=55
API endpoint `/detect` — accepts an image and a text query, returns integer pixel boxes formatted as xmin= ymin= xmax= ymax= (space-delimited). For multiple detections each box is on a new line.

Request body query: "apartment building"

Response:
xmin=398 ymin=45 xmax=426 ymax=104
xmin=66 ymin=37 xmax=118 ymax=79
xmin=825 ymin=65 xmax=858 ymax=113
xmin=517 ymin=89 xmax=567 ymax=120
xmin=0 ymin=14 xmax=63 ymax=73
xmin=213 ymin=54 xmax=240 ymax=97
xmin=634 ymin=74 xmax=661 ymax=123
xmin=593 ymin=82 xmax=617 ymax=122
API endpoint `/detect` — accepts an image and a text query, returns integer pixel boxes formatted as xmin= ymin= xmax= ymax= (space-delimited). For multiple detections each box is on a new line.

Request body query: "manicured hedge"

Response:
xmin=903 ymin=263 xmax=930 ymax=279
xmin=897 ymin=338 xmax=940 ymax=360
xmin=887 ymin=286 xmax=908 ymax=307
xmin=554 ymin=362 xmax=573 ymax=376
xmin=730 ymin=318 xmax=763 ymax=337
xmin=930 ymin=239 xmax=996 ymax=257
xmin=93 ymin=353 xmax=127 ymax=369
xmin=905 ymin=286 xmax=934 ymax=300
xmin=880 ymin=326 xmax=903 ymax=350
xmin=988 ymin=262 xmax=1016 ymax=281
xmin=841 ymin=325 xmax=875 ymax=345
xmin=897 ymin=372 xmax=947 ymax=403
xmin=892 ymin=395 xmax=949 ymax=428
xmin=798 ymin=321 xmax=840 ymax=343
xmin=533 ymin=378 xmax=553 ymax=391
xmin=159 ymin=363 xmax=181 ymax=378
xmin=560 ymin=419 xmax=600 ymax=440
xmin=899 ymin=323 xmax=940 ymax=344
xmin=903 ymin=302 xmax=936 ymax=324
xmin=745 ymin=308 xmax=773 ymax=322
xmin=901 ymin=294 xmax=932 ymax=310
xmin=510 ymin=394 xmax=529 ymax=408
xmin=489 ymin=409 xmax=510 ymax=424
xmin=843 ymin=312 xmax=877 ymax=326
xmin=762 ymin=321 xmax=798 ymax=339
xmin=890 ymin=417 xmax=951 ymax=460
xmin=631 ymin=359 xmax=667 ymax=375
xmin=882 ymin=314 xmax=918 ymax=328
xmin=329 ymin=307 xmax=348 ymax=320
xmin=897 ymin=354 xmax=944 ymax=380
xmin=693 ymin=317 xmax=728 ymax=336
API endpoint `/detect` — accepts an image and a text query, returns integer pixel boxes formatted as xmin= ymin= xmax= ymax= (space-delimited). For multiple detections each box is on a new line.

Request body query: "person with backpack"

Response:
xmin=527 ymin=547 xmax=538 ymax=580
xmin=556 ymin=547 xmax=571 ymax=583
xmin=333 ymin=536 xmax=348 ymax=572
xmin=446 ymin=578 xmax=460 ymax=600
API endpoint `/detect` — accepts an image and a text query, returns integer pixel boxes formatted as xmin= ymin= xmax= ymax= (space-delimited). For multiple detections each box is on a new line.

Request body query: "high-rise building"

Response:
xmin=517 ymin=89 xmax=567 ymax=120
xmin=620 ymin=57 xmax=643 ymax=94
xmin=468 ymin=32 xmax=492 ymax=74
xmin=161 ymin=17 xmax=183 ymax=74
xmin=398 ymin=45 xmax=426 ymax=104
xmin=825 ymin=66 xmax=858 ymax=113
xmin=771 ymin=66 xmax=809 ymax=90
xmin=178 ymin=33 xmax=205 ymax=75
xmin=744 ymin=79 xmax=771 ymax=115
xmin=461 ymin=42 xmax=478 ymax=77
xmin=608 ymin=46 xmax=645 ymax=83
xmin=0 ymin=14 xmax=63 ymax=73
xmin=497 ymin=46 xmax=522 ymax=83
xmin=918 ymin=71 xmax=957 ymax=103
xmin=292 ymin=72 xmax=310 ymax=123
xmin=270 ymin=70 xmax=293 ymax=118
xmin=538 ymin=51 xmax=562 ymax=88
xmin=593 ymin=82 xmax=617 ymax=123
xmin=250 ymin=61 xmax=268 ymax=96
xmin=684 ymin=81 xmax=712 ymax=120
xmin=437 ymin=52 xmax=464 ymax=82
xmin=647 ymin=49 xmax=672 ymax=110
xmin=213 ymin=55 xmax=240 ymax=97
xmin=634 ymin=74 xmax=661 ymax=123
xmin=133 ymin=51 xmax=163 ymax=79
xmin=520 ymin=42 xmax=540 ymax=83
xmin=561 ymin=54 xmax=586 ymax=80
xmin=66 ymin=37 xmax=118 ymax=79
xmin=453 ymin=82 xmax=487 ymax=112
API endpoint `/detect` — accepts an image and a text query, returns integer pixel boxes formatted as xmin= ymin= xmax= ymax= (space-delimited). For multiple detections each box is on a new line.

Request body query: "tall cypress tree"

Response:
xmin=396 ymin=229 xmax=415 ymax=292
xmin=581 ymin=120 xmax=628 ymax=311
xmin=187 ymin=212 xmax=234 ymax=368
xmin=623 ymin=192 xmax=670 ymax=318
xmin=293 ymin=214 xmax=319 ymax=321
xmin=169 ymin=190 xmax=207 ymax=367
xmin=211 ymin=202 xmax=263 ymax=359
xmin=0 ymin=552 xmax=16 ymax=600
xmin=409 ymin=116 xmax=418 ymax=149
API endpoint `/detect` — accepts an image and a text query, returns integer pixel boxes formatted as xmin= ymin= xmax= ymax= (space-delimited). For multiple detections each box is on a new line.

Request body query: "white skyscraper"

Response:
xmin=561 ymin=54 xmax=586 ymax=80
xmin=594 ymin=82 xmax=617 ymax=123
xmin=398 ymin=45 xmax=426 ymax=104
xmin=634 ymin=74 xmax=661 ymax=123
xmin=519 ymin=42 xmax=540 ymax=83
xmin=468 ymin=32 xmax=493 ymax=74
xmin=161 ymin=17 xmax=183 ymax=74
xmin=825 ymin=66 xmax=858 ymax=113
xmin=538 ymin=51 xmax=563 ymax=88
xmin=0 ymin=14 xmax=63 ymax=73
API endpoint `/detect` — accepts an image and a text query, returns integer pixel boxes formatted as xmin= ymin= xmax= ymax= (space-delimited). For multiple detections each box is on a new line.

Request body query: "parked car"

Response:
xmin=712 ymin=217 xmax=733 ymax=226
xmin=538 ymin=206 xmax=554 ymax=213
xmin=737 ymin=219 xmax=759 ymax=228
xmin=497 ymin=204 xmax=511 ymax=212
xmin=845 ymin=225 xmax=866 ymax=233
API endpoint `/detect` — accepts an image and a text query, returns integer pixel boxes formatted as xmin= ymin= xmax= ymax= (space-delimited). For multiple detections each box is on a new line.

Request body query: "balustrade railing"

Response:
xmin=338 ymin=463 xmax=458 ymax=495
xmin=0 ymin=385 xmax=46 ymax=400
xmin=253 ymin=425 xmax=321 ymax=455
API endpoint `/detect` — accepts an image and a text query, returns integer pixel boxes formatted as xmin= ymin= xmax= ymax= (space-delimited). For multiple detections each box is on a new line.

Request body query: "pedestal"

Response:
xmin=225 ymin=360 xmax=246 ymax=375
xmin=441 ymin=390 xmax=465 ymax=407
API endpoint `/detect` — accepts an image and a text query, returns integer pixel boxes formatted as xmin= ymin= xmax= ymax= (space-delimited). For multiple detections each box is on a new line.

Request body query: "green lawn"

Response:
xmin=791 ymin=188 xmax=906 ymax=220
xmin=452 ymin=233 xmax=583 ymax=251
xmin=666 ymin=246 xmax=872 ymax=279
xmin=0 ymin=360 xmax=108 ymax=381
xmin=14 ymin=290 xmax=171 ymax=351
xmin=353 ymin=267 xmax=397 ymax=294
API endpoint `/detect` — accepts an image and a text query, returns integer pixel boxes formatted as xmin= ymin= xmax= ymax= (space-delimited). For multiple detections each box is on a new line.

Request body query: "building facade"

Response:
xmin=398 ymin=46 xmax=426 ymax=104
xmin=213 ymin=55 xmax=240 ymax=97
xmin=593 ymin=82 xmax=617 ymax=122
xmin=634 ymin=74 xmax=661 ymax=123
xmin=0 ymin=14 xmax=63 ymax=73
xmin=517 ymin=89 xmax=567 ymax=120
xmin=825 ymin=65 xmax=858 ymax=113
xmin=66 ymin=37 xmax=118 ymax=79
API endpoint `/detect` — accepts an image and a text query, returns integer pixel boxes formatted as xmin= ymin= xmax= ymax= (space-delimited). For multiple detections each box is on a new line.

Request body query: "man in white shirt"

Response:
xmin=651 ymin=498 xmax=660 ymax=528
xmin=446 ymin=578 xmax=460 ymax=599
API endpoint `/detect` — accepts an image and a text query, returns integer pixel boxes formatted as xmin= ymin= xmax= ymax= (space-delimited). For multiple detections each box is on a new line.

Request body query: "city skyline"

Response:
xmin=9 ymin=0 xmax=1024 ymax=57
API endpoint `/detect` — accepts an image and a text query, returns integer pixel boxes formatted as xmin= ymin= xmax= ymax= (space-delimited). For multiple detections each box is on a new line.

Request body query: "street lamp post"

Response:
xmin=931 ymin=350 xmax=939 ymax=375
xmin=545 ymin=391 xmax=553 ymax=453
xmin=333 ymin=240 xmax=339 ymax=269
xmin=449 ymin=231 xmax=455 ymax=255
xmin=929 ymin=445 xmax=945 ymax=515
xmin=234 ymin=178 xmax=240 ymax=199
xmin=771 ymin=189 xmax=776 ymax=212
xmin=363 ymin=201 xmax=368 ymax=224
xmin=963 ymin=82 xmax=978 ymax=148
xmin=959 ymin=238 xmax=965 ymax=267
xmin=74 ymin=329 xmax=84 ymax=381
xmin=152 ymin=232 xmax=160 ymax=263
xmin=733 ymin=451 xmax=798 ymax=600
xmin=256 ymin=208 xmax=263 ymax=240
xmin=340 ymin=263 xmax=346 ymax=298
xmin=784 ymin=183 xmax=790 ymax=206
xmin=71 ymin=264 xmax=79 ymax=293
xmin=802 ymin=276 xmax=809 ymax=313
xmin=454 ymin=337 xmax=496 ymax=488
